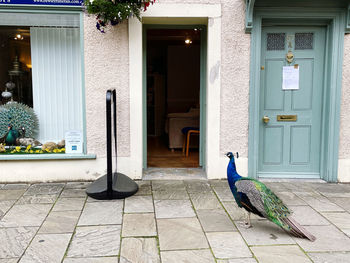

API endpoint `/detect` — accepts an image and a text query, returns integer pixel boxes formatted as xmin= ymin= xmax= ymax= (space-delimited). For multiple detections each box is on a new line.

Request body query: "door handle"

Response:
xmin=262 ymin=116 xmax=270 ymax=124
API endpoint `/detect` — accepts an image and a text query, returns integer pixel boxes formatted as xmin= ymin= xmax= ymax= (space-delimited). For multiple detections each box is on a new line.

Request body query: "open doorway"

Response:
xmin=146 ymin=28 xmax=201 ymax=168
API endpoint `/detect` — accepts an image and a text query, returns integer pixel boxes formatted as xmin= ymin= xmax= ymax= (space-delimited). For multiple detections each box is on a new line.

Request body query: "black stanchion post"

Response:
xmin=86 ymin=89 xmax=138 ymax=200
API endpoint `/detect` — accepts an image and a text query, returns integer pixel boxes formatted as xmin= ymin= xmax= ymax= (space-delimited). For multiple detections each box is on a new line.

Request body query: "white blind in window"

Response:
xmin=30 ymin=27 xmax=82 ymax=143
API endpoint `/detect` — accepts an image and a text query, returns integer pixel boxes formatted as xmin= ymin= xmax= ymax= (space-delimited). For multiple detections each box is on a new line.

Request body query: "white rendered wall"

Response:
xmin=338 ymin=33 xmax=350 ymax=182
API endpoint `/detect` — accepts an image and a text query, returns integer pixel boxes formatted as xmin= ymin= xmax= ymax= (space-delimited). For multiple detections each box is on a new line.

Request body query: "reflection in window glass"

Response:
xmin=0 ymin=27 xmax=32 ymax=106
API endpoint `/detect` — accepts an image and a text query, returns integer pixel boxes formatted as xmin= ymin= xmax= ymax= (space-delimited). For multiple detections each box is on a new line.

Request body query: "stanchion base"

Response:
xmin=86 ymin=173 xmax=138 ymax=200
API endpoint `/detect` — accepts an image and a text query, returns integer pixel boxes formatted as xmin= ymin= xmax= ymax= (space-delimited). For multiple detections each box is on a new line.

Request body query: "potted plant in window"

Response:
xmin=84 ymin=0 xmax=156 ymax=32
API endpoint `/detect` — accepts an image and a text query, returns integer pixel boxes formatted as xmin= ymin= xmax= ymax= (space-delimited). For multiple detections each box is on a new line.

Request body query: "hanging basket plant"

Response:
xmin=84 ymin=0 xmax=156 ymax=32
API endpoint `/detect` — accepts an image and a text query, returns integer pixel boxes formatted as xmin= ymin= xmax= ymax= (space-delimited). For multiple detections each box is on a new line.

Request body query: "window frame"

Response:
xmin=0 ymin=5 xmax=89 ymax=160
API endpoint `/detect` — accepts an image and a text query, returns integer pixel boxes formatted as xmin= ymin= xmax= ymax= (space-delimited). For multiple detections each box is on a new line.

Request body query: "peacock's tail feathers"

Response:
xmin=252 ymin=179 xmax=291 ymax=219
xmin=282 ymin=216 xmax=316 ymax=242
xmin=0 ymin=102 xmax=38 ymax=138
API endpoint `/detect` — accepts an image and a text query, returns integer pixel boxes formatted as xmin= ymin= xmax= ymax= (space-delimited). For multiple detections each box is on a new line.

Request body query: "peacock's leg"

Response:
xmin=239 ymin=212 xmax=252 ymax=229
xmin=245 ymin=212 xmax=252 ymax=228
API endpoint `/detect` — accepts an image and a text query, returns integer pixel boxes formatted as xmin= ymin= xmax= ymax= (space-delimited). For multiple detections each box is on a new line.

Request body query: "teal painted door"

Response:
xmin=258 ymin=27 xmax=326 ymax=178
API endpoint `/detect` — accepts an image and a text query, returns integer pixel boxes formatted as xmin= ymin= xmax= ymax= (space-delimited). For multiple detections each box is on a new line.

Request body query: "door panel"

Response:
xmin=264 ymin=60 xmax=284 ymax=110
xmin=290 ymin=125 xmax=311 ymax=164
xmin=263 ymin=126 xmax=284 ymax=165
xmin=258 ymin=27 xmax=326 ymax=178
xmin=292 ymin=59 xmax=313 ymax=110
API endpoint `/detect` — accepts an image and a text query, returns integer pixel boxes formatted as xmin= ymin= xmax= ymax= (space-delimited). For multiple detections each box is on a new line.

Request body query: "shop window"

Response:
xmin=0 ymin=12 xmax=83 ymax=154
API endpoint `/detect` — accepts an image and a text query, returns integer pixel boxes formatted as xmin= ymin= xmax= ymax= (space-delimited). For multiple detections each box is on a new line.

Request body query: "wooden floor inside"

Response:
xmin=147 ymin=136 xmax=199 ymax=168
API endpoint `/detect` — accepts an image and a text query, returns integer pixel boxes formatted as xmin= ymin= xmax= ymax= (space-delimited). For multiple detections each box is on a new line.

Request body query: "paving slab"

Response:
xmin=52 ymin=198 xmax=86 ymax=211
xmin=64 ymin=182 xmax=90 ymax=189
xmin=197 ymin=209 xmax=236 ymax=232
xmin=185 ymin=181 xmax=212 ymax=193
xmin=263 ymin=182 xmax=290 ymax=192
xmin=308 ymin=252 xmax=350 ymax=263
xmin=0 ymin=204 xmax=52 ymax=227
xmin=251 ymin=245 xmax=312 ymax=263
xmin=157 ymin=218 xmax=208 ymax=250
xmin=329 ymin=197 xmax=350 ymax=212
xmin=0 ymin=227 xmax=37 ymax=258
xmin=276 ymin=192 xmax=306 ymax=205
xmin=282 ymin=182 xmax=316 ymax=192
xmin=134 ymin=181 xmax=152 ymax=196
xmin=122 ymin=213 xmax=156 ymax=237
xmin=0 ymin=258 xmax=19 ymax=263
xmin=63 ymin=257 xmax=118 ymax=263
xmin=39 ymin=211 xmax=81 ymax=234
xmin=314 ymin=184 xmax=350 ymax=198
xmin=0 ymin=189 xmax=26 ymax=201
xmin=0 ymin=200 xmax=15 ymax=219
xmin=124 ymin=196 xmax=154 ymax=213
xmin=120 ymin=237 xmax=160 ymax=263
xmin=152 ymin=180 xmax=186 ymax=191
xmin=161 ymin=249 xmax=215 ymax=263
xmin=25 ymin=183 xmax=64 ymax=196
xmin=78 ymin=201 xmax=123 ymax=225
xmin=60 ymin=189 xmax=86 ymax=198
xmin=235 ymin=220 xmax=295 ymax=245
xmin=67 ymin=225 xmax=121 ymax=257
xmin=289 ymin=206 xmax=330 ymax=226
xmin=209 ymin=180 xmax=228 ymax=188
xmin=321 ymin=212 xmax=350 ymax=229
xmin=217 ymin=259 xmax=257 ymax=263
xmin=190 ymin=192 xmax=222 ymax=210
xmin=153 ymin=188 xmax=189 ymax=200
xmin=294 ymin=224 xmax=350 ymax=252
xmin=16 ymin=194 xmax=59 ymax=205
xmin=212 ymin=186 xmax=235 ymax=202
xmin=2 ymin=184 xmax=29 ymax=190
xmin=154 ymin=199 xmax=195 ymax=218
xmin=342 ymin=229 xmax=350 ymax=237
xmin=300 ymin=196 xmax=344 ymax=212
xmin=19 ymin=233 xmax=71 ymax=263
xmin=206 ymin=231 xmax=252 ymax=258
xmin=222 ymin=202 xmax=262 ymax=221
xmin=292 ymin=190 xmax=323 ymax=198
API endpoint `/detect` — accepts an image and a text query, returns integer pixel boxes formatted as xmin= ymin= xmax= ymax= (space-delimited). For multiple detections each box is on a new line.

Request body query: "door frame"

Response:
xmin=248 ymin=8 xmax=347 ymax=182
xmin=142 ymin=24 xmax=207 ymax=169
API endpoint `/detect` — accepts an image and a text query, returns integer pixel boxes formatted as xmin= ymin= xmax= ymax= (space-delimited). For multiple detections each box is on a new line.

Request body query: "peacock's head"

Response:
xmin=226 ymin=152 xmax=239 ymax=159
xmin=7 ymin=124 xmax=12 ymax=130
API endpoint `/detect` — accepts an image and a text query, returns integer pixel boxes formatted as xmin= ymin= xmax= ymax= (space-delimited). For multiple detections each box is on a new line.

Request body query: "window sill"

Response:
xmin=0 ymin=154 xmax=96 ymax=161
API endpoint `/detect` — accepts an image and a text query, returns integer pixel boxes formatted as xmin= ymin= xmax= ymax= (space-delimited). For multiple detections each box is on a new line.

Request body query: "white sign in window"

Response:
xmin=65 ymin=130 xmax=83 ymax=154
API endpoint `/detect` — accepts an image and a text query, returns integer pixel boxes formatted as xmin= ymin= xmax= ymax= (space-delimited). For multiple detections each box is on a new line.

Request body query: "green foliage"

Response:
xmin=84 ymin=0 xmax=156 ymax=32
xmin=0 ymin=102 xmax=38 ymax=138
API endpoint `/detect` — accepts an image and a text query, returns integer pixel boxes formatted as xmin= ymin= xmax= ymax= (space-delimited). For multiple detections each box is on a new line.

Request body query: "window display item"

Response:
xmin=0 ymin=102 xmax=38 ymax=140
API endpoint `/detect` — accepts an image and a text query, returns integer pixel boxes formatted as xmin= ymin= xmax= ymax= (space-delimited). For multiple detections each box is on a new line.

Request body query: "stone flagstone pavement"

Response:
xmin=0 ymin=180 xmax=350 ymax=262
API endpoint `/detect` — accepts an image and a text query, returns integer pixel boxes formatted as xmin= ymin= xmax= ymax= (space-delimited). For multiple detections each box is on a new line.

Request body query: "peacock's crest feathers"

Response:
xmin=0 ymin=102 xmax=39 ymax=138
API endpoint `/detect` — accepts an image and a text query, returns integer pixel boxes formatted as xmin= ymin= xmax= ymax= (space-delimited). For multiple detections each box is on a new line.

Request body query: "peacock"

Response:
xmin=226 ymin=152 xmax=316 ymax=241
xmin=0 ymin=124 xmax=20 ymax=146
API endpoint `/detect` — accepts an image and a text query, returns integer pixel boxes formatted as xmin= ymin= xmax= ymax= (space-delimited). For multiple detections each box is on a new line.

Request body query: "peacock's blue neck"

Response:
xmin=227 ymin=158 xmax=241 ymax=192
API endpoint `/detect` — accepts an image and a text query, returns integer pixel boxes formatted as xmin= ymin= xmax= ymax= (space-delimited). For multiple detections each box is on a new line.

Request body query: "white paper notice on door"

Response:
xmin=282 ymin=66 xmax=299 ymax=90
